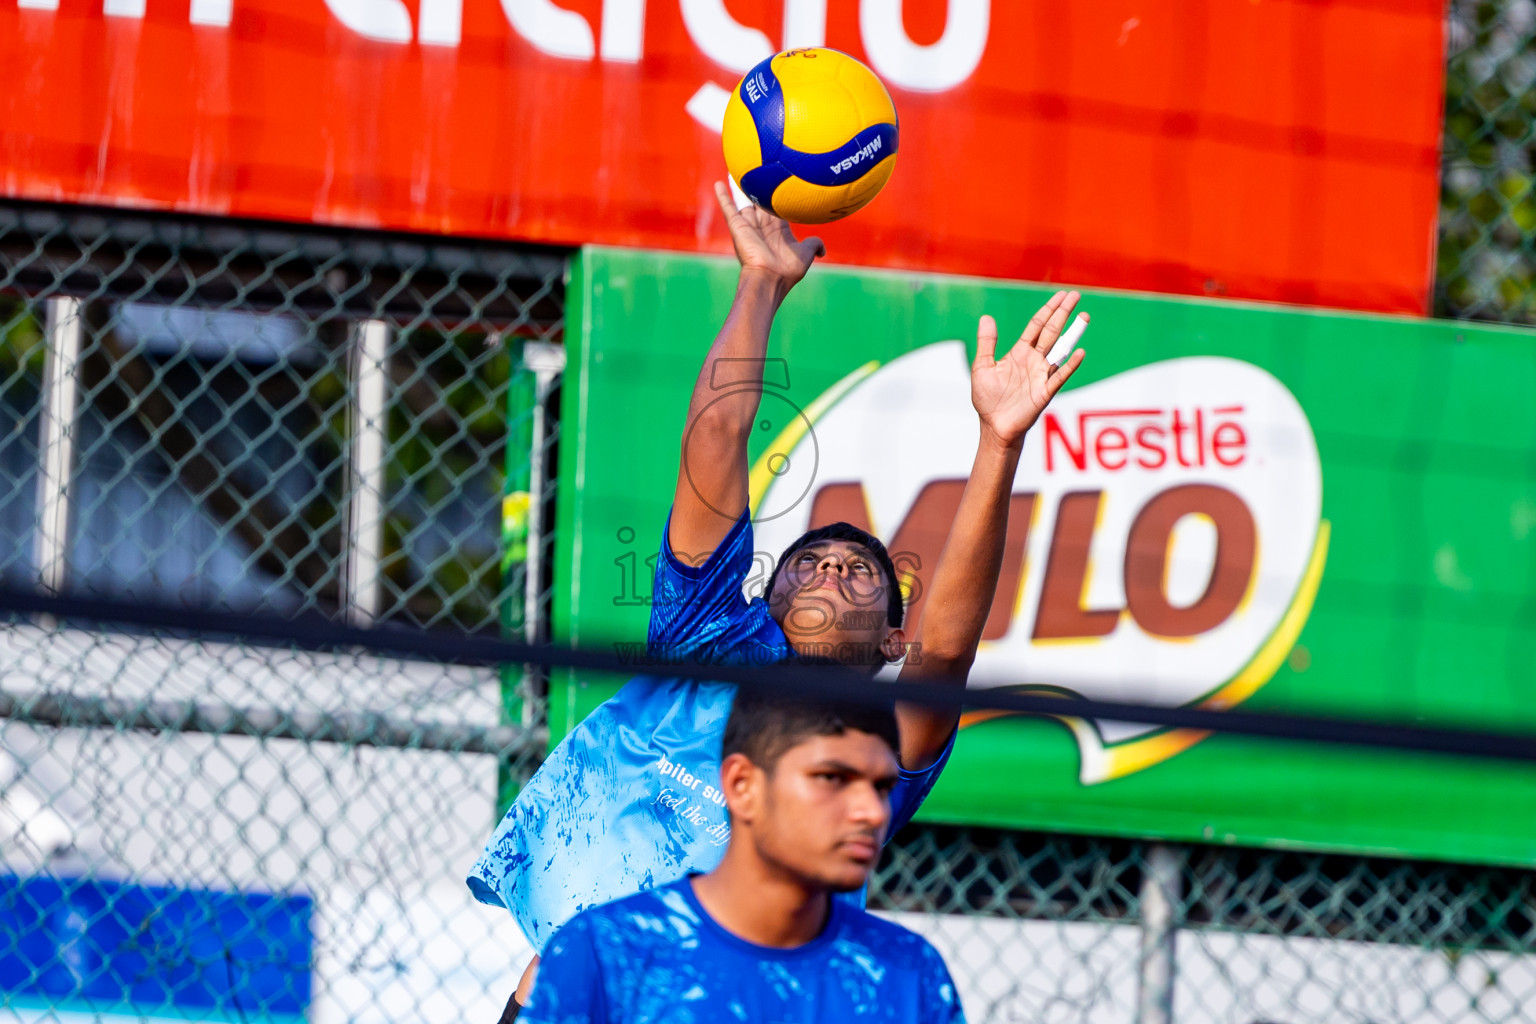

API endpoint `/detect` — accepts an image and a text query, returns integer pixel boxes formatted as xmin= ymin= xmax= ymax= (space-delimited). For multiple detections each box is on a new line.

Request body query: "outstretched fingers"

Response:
xmin=713 ymin=181 xmax=745 ymax=223
xmin=1022 ymin=290 xmax=1081 ymax=360
xmin=769 ymin=213 xmax=822 ymax=260
xmin=1017 ymin=290 xmax=1066 ymax=350
xmin=974 ymin=314 xmax=999 ymax=368
xmin=1044 ymin=311 xmax=1089 ymax=366
xmin=1044 ymin=348 xmax=1086 ymax=398
xmin=795 ymin=235 xmax=827 ymax=261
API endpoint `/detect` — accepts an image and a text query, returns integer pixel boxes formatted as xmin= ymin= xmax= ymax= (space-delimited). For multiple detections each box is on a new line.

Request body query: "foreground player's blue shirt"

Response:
xmin=520 ymin=878 xmax=966 ymax=1024
xmin=467 ymin=510 xmax=954 ymax=951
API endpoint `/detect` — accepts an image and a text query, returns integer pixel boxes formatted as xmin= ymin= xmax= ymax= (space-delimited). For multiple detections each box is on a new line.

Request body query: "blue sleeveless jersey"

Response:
xmin=466 ymin=511 xmax=953 ymax=951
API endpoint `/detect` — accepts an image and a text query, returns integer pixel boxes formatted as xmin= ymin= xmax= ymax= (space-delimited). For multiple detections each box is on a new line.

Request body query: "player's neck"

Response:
xmin=691 ymin=850 xmax=831 ymax=948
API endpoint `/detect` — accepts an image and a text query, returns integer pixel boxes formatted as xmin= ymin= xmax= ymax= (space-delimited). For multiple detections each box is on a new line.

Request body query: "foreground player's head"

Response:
xmin=719 ymin=690 xmax=901 ymax=893
xmin=763 ymin=522 xmax=906 ymax=673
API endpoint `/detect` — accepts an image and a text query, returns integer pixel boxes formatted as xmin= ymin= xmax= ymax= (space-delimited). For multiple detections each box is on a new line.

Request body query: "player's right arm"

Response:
xmin=667 ymin=182 xmax=825 ymax=565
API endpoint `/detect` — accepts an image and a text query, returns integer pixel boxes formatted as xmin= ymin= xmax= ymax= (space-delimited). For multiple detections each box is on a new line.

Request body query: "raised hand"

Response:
xmin=971 ymin=290 xmax=1088 ymax=449
xmin=713 ymin=181 xmax=826 ymax=289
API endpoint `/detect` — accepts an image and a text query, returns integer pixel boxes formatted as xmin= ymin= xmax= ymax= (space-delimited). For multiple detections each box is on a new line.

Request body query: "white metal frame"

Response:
xmin=34 ymin=296 xmax=83 ymax=597
xmin=345 ymin=319 xmax=390 ymax=626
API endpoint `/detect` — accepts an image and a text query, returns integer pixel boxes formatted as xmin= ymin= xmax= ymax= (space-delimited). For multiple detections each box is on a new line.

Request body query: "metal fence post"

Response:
xmin=345 ymin=318 xmax=390 ymax=626
xmin=34 ymin=295 xmax=82 ymax=598
xmin=1137 ymin=843 xmax=1181 ymax=1024
xmin=520 ymin=340 xmax=566 ymax=728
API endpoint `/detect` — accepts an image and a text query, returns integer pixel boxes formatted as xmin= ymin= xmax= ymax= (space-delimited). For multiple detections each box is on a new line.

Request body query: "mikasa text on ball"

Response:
xmin=723 ymin=48 xmax=899 ymax=225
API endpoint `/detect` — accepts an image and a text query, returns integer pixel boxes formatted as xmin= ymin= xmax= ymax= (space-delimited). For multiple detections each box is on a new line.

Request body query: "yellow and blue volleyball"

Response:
xmin=723 ymin=48 xmax=899 ymax=225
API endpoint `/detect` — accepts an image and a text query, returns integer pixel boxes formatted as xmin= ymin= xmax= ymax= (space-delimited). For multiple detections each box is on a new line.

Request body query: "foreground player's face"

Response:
xmin=742 ymin=730 xmax=899 ymax=893
xmin=767 ymin=540 xmax=905 ymax=669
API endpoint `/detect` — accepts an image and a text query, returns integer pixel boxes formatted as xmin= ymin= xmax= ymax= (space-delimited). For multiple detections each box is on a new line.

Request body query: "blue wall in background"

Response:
xmin=0 ymin=874 xmax=310 ymax=1022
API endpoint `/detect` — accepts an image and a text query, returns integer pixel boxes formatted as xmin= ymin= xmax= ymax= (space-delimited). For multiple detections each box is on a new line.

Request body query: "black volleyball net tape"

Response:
xmin=1 ymin=584 xmax=1534 ymax=765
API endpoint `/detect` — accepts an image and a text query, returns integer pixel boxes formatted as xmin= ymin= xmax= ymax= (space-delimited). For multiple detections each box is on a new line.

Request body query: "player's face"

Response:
xmin=754 ymin=730 xmax=899 ymax=893
xmin=768 ymin=540 xmax=902 ymax=669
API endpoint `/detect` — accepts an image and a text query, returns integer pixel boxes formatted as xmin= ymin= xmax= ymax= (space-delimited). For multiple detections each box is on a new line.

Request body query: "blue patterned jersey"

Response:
xmin=467 ymin=511 xmax=954 ymax=951
xmin=520 ymin=877 xmax=966 ymax=1024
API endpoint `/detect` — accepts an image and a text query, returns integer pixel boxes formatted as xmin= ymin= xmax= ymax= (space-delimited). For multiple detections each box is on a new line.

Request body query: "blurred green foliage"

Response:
xmin=0 ymin=296 xmax=44 ymax=380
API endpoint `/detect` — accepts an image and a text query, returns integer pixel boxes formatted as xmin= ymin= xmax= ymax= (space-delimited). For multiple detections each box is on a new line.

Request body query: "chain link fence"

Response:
xmin=1439 ymin=0 xmax=1536 ymax=322
xmin=875 ymin=827 xmax=1536 ymax=1023
xmin=4 ymin=18 xmax=1536 ymax=1016
xmin=0 ymin=201 xmax=562 ymax=1023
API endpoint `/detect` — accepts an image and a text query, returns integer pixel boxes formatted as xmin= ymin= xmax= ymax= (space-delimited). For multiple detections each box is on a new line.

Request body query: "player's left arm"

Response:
xmin=894 ymin=291 xmax=1086 ymax=770
xmin=517 ymin=916 xmax=605 ymax=1024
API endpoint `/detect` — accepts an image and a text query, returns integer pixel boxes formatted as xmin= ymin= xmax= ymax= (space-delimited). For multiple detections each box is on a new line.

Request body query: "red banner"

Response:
xmin=0 ymin=0 xmax=1443 ymax=313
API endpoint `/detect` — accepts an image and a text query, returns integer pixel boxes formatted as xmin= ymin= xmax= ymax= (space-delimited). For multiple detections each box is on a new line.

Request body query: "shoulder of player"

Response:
xmin=834 ymin=908 xmax=948 ymax=970
xmin=575 ymin=882 xmax=707 ymax=951
xmin=567 ymin=674 xmax=718 ymax=731
xmin=659 ymin=506 xmax=755 ymax=581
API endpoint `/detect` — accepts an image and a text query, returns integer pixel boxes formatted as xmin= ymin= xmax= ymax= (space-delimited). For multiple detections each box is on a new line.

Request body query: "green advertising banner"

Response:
xmin=551 ymin=245 xmax=1536 ymax=867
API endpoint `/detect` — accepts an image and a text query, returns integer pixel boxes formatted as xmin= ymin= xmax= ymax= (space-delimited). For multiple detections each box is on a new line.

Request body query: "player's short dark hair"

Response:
xmin=722 ymin=689 xmax=901 ymax=771
xmin=763 ymin=522 xmax=904 ymax=628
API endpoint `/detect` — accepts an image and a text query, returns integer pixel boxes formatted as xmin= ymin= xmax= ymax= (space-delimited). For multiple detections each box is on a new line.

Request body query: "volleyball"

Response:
xmin=722 ymin=48 xmax=899 ymax=225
